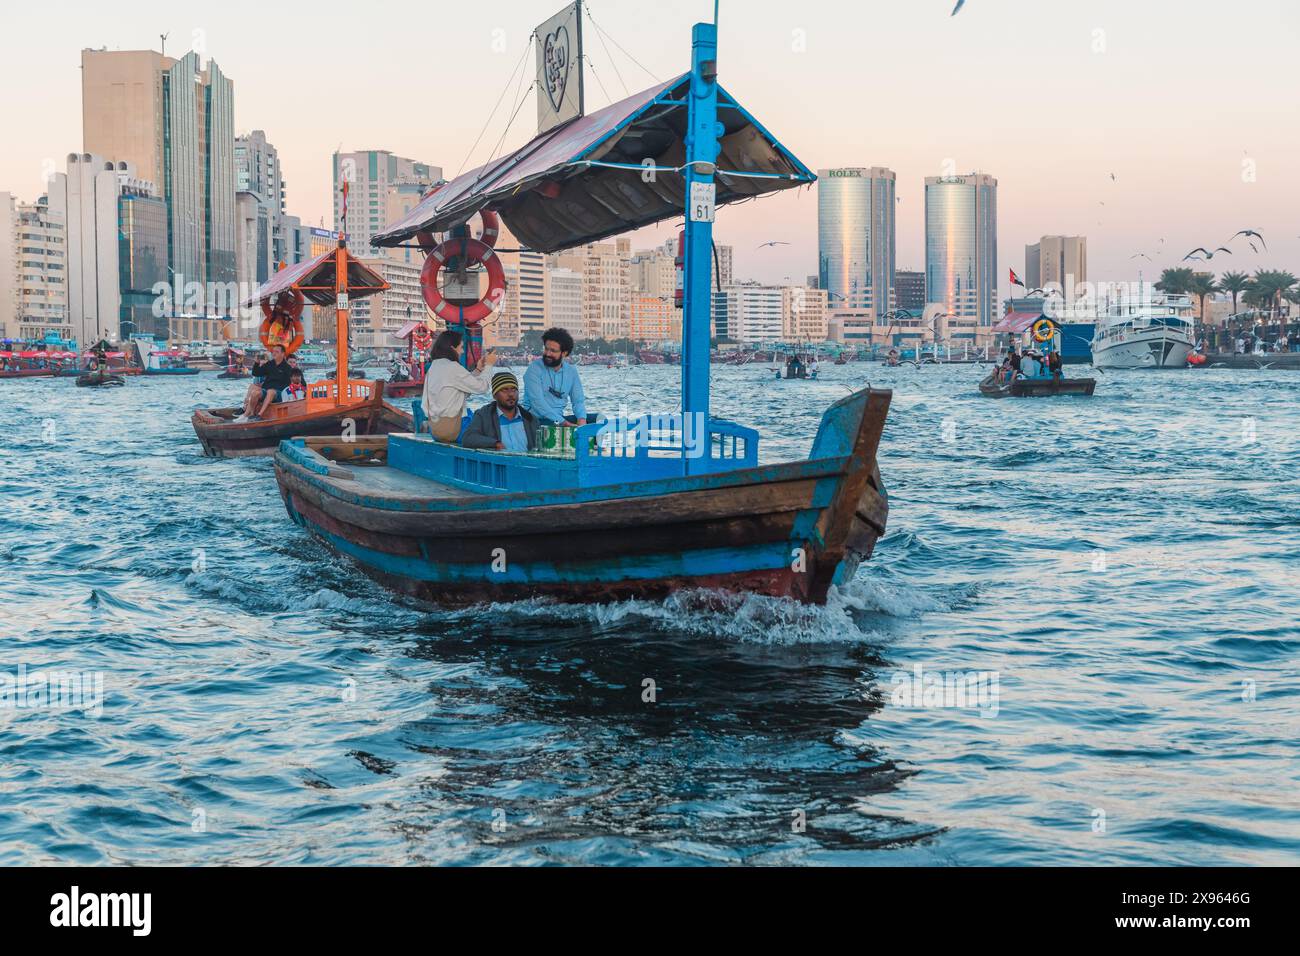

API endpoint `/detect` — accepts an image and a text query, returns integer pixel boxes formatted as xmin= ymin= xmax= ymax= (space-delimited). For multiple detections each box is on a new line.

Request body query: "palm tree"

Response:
xmin=1218 ymin=271 xmax=1251 ymax=318
xmin=1251 ymin=270 xmax=1298 ymax=340
xmin=1155 ymin=267 xmax=1195 ymax=296
xmin=1188 ymin=273 xmax=1220 ymax=333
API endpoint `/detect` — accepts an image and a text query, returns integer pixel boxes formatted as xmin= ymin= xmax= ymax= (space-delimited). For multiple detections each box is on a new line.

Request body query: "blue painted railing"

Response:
xmin=386 ymin=412 xmax=759 ymax=494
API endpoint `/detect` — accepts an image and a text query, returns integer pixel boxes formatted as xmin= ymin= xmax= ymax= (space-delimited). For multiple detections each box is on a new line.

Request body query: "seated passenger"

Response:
xmin=1047 ymin=349 xmax=1063 ymax=378
xmin=1020 ymin=352 xmax=1041 ymax=378
xmin=462 ymin=371 xmax=538 ymax=452
xmin=422 ymin=330 xmax=497 ymax=442
xmin=282 ymin=370 xmax=308 ymax=403
xmin=237 ymin=345 xmax=294 ymax=422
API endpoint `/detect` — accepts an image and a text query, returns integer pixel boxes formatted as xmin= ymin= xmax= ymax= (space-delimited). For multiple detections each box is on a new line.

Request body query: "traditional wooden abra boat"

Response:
xmin=272 ymin=10 xmax=891 ymax=606
xmin=380 ymin=320 xmax=430 ymax=400
xmin=981 ymin=317 xmax=1097 ymax=398
xmin=76 ymin=368 xmax=125 ymax=388
xmin=978 ymin=372 xmax=1096 ymax=398
xmin=191 ymin=242 xmax=413 ymax=457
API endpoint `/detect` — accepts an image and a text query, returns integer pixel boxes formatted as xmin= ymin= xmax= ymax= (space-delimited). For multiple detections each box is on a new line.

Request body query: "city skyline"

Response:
xmin=1 ymin=0 xmax=1297 ymax=303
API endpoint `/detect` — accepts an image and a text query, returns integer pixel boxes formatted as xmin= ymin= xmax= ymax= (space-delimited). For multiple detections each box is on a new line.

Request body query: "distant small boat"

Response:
xmin=76 ymin=370 xmax=125 ymax=388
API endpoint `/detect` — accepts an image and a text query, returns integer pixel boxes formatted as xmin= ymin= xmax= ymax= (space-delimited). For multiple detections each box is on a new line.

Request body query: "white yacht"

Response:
xmin=1090 ymin=293 xmax=1195 ymax=369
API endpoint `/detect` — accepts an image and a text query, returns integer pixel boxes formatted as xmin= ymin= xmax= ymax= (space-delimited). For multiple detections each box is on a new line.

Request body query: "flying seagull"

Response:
xmin=1228 ymin=229 xmax=1267 ymax=251
xmin=1110 ymin=172 xmax=1117 ymax=181
xmin=1130 ymin=253 xmax=1152 ymax=261
xmin=952 ymin=0 xmax=966 ymax=14
xmin=756 ymin=241 xmax=790 ymax=250
xmin=1183 ymin=247 xmax=1233 ymax=261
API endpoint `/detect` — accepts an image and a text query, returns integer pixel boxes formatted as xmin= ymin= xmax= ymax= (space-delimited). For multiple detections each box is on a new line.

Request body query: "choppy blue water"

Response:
xmin=0 ymin=364 xmax=1297 ymax=866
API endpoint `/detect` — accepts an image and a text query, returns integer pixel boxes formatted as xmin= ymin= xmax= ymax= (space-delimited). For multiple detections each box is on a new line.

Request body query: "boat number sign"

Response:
xmin=690 ymin=182 xmax=717 ymax=223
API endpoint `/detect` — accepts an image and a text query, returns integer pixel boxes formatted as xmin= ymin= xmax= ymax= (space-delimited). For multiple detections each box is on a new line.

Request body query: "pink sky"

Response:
xmin=2 ymin=0 xmax=1297 ymax=302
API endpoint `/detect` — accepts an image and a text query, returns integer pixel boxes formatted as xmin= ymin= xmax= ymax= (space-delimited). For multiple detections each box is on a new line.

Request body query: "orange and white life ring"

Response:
xmin=259 ymin=289 xmax=305 ymax=354
xmin=416 ymin=207 xmax=501 ymax=256
xmin=419 ymin=237 xmax=507 ymax=324
xmin=412 ymin=325 xmax=433 ymax=352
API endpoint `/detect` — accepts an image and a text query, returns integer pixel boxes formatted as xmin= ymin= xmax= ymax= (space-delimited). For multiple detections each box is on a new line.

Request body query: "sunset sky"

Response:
xmin=3 ymin=0 xmax=1297 ymax=300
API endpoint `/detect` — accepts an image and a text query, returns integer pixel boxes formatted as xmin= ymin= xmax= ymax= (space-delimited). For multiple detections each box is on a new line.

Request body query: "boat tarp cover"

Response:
xmin=993 ymin=311 xmax=1044 ymax=334
xmin=371 ymin=74 xmax=816 ymax=254
xmin=242 ymin=249 xmax=388 ymax=308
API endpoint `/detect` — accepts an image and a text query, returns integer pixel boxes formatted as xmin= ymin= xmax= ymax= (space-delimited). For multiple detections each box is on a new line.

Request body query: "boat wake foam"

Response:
xmin=446 ymin=576 xmax=943 ymax=645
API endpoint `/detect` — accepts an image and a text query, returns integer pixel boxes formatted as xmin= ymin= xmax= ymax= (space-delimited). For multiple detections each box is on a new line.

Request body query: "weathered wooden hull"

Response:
xmin=382 ymin=379 xmax=422 ymax=398
xmin=979 ymin=373 xmax=1096 ymax=398
xmin=191 ymin=395 xmax=413 ymax=458
xmin=272 ymin=389 xmax=891 ymax=606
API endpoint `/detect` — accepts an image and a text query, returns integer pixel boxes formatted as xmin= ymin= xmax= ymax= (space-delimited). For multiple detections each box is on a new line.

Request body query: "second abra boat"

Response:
xmin=191 ymin=244 xmax=413 ymax=457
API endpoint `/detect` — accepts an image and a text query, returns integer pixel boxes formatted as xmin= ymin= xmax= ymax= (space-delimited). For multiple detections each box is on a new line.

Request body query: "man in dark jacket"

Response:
xmin=238 ymin=344 xmax=294 ymax=422
xmin=462 ymin=371 xmax=539 ymax=452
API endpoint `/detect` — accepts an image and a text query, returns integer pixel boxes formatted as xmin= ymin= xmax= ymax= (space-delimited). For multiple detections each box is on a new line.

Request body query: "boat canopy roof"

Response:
xmin=371 ymin=74 xmax=816 ymax=254
xmin=993 ymin=311 xmax=1044 ymax=334
xmin=242 ymin=248 xmax=388 ymax=308
xmin=394 ymin=318 xmax=426 ymax=340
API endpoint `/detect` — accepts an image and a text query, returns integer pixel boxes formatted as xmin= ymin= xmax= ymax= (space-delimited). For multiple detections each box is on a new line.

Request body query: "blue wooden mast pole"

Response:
xmin=682 ymin=21 xmax=720 ymax=476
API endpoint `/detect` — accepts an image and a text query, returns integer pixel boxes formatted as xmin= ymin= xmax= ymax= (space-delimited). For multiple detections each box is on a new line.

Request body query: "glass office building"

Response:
xmin=118 ymin=191 xmax=168 ymax=339
xmin=817 ymin=167 xmax=895 ymax=320
xmin=924 ymin=174 xmax=998 ymax=326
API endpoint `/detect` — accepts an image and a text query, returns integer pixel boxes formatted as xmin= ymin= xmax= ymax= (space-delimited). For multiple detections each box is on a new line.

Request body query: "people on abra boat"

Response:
xmin=522 ymin=327 xmax=589 ymax=427
xmin=421 ymin=330 xmax=497 ymax=442
xmin=1019 ymin=350 xmax=1043 ymax=378
xmin=461 ymin=371 xmax=540 ymax=453
xmin=236 ymin=345 xmax=295 ymax=422
xmin=282 ymin=370 xmax=308 ymax=403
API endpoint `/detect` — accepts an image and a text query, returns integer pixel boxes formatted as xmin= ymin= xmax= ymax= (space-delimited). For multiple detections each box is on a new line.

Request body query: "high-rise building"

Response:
xmin=632 ymin=244 xmax=676 ymax=299
xmin=333 ymin=151 xmax=440 ymax=256
xmin=46 ymin=154 xmax=121 ymax=345
xmin=1024 ymin=236 xmax=1086 ymax=294
xmin=350 ymin=258 xmax=424 ymax=349
xmin=117 ymin=179 xmax=167 ymax=340
xmin=81 ymin=49 xmax=236 ymax=309
xmin=782 ymin=285 xmax=829 ymax=342
xmin=545 ymin=268 xmax=583 ymax=337
xmin=46 ymin=154 xmax=170 ymax=343
xmin=817 ymin=167 xmax=896 ymax=320
xmin=630 ymin=295 xmax=675 ymax=343
xmin=713 ymin=282 xmax=783 ymax=344
xmin=0 ymin=193 xmax=69 ymax=342
xmin=550 ymin=238 xmax=631 ymax=340
xmin=485 ymin=221 xmax=545 ymax=347
xmin=895 ymin=269 xmax=926 ymax=311
xmin=714 ymin=244 xmax=734 ymax=289
xmin=924 ymin=173 xmax=998 ymax=326
xmin=235 ymin=131 xmax=287 ymax=274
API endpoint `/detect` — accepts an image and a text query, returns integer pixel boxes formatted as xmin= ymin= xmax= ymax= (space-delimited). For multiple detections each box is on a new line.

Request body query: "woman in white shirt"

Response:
xmin=421 ymin=330 xmax=497 ymax=442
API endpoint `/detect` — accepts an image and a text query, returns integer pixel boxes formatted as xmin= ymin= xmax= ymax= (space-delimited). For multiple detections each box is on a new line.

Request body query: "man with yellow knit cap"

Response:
xmin=461 ymin=370 xmax=540 ymax=452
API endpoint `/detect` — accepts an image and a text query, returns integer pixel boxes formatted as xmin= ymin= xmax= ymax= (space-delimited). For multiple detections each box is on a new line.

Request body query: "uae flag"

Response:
xmin=1010 ymin=268 xmax=1026 ymax=289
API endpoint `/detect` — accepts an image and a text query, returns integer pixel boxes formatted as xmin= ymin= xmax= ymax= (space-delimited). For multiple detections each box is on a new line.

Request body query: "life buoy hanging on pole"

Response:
xmin=259 ymin=289 xmax=306 ymax=354
xmin=416 ymin=208 xmax=501 ymax=257
xmin=419 ymin=237 xmax=507 ymax=325
xmin=1031 ymin=318 xmax=1056 ymax=344
xmin=411 ymin=325 xmax=433 ymax=352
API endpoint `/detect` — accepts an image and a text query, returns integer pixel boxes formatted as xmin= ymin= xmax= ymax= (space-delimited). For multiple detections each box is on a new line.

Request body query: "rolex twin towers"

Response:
xmin=817 ymin=168 xmax=998 ymax=329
